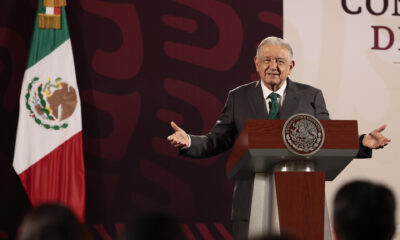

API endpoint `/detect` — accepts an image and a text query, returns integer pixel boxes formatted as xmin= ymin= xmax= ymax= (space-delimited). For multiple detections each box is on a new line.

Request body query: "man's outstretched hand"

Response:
xmin=167 ymin=121 xmax=190 ymax=149
xmin=362 ymin=124 xmax=391 ymax=149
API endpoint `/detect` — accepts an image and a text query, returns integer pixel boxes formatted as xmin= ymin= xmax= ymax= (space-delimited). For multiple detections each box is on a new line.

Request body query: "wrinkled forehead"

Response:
xmin=258 ymin=44 xmax=292 ymax=60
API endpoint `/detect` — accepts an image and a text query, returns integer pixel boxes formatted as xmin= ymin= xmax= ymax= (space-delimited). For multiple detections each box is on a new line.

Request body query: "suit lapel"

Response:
xmin=248 ymin=81 xmax=268 ymax=119
xmin=280 ymin=78 xmax=300 ymax=119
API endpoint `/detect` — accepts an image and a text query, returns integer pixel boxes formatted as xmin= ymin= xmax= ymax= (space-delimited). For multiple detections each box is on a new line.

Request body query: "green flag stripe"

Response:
xmin=26 ymin=0 xmax=70 ymax=69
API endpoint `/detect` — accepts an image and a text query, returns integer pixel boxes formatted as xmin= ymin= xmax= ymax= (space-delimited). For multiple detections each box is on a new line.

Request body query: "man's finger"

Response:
xmin=375 ymin=124 xmax=387 ymax=133
xmin=385 ymin=138 xmax=391 ymax=143
xmin=170 ymin=121 xmax=182 ymax=132
xmin=167 ymin=135 xmax=179 ymax=142
xmin=172 ymin=141 xmax=184 ymax=148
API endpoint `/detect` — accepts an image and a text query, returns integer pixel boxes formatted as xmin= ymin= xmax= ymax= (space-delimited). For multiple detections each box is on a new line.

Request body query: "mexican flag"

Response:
xmin=13 ymin=0 xmax=85 ymax=221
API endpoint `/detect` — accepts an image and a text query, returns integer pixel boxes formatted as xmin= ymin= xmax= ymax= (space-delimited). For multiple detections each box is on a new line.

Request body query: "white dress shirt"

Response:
xmin=260 ymin=80 xmax=287 ymax=114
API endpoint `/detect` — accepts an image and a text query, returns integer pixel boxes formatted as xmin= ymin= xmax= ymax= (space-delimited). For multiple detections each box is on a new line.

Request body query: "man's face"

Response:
xmin=254 ymin=44 xmax=295 ymax=91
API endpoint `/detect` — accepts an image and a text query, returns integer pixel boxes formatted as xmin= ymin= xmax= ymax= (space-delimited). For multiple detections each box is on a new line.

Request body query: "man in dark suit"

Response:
xmin=167 ymin=36 xmax=391 ymax=239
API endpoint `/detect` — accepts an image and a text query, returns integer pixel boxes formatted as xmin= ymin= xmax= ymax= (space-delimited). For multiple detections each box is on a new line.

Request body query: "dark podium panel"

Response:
xmin=226 ymin=120 xmax=359 ymax=240
xmin=275 ymin=172 xmax=325 ymax=240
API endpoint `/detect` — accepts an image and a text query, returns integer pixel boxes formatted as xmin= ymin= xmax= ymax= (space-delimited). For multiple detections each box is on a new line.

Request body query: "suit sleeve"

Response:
xmin=314 ymin=89 xmax=330 ymax=120
xmin=314 ymin=89 xmax=372 ymax=158
xmin=356 ymin=134 xmax=372 ymax=158
xmin=180 ymin=91 xmax=238 ymax=158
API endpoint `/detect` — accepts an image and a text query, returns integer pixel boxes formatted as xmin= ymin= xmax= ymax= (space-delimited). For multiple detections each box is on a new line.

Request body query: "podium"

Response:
xmin=226 ymin=119 xmax=359 ymax=240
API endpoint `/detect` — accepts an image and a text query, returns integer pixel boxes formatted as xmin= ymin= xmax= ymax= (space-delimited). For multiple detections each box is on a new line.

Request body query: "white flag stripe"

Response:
xmin=13 ymin=39 xmax=82 ymax=174
xmin=45 ymin=7 xmax=54 ymax=15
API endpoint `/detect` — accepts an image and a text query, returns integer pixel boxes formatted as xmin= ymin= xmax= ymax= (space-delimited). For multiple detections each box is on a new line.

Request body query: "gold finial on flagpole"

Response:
xmin=43 ymin=0 xmax=66 ymax=7
xmin=38 ymin=14 xmax=61 ymax=29
xmin=39 ymin=0 xmax=66 ymax=29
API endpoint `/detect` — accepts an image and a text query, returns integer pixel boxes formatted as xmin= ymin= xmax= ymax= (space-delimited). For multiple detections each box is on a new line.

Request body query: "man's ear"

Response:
xmin=287 ymin=60 xmax=295 ymax=76
xmin=254 ymin=56 xmax=259 ymax=69
xmin=290 ymin=59 xmax=295 ymax=70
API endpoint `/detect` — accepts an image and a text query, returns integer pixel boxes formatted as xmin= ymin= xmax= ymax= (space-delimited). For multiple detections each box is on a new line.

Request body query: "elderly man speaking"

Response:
xmin=167 ymin=36 xmax=390 ymax=239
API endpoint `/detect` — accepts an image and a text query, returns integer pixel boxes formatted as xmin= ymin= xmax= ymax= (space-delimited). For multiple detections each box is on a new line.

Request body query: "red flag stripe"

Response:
xmin=19 ymin=131 xmax=86 ymax=221
xmin=54 ymin=7 xmax=61 ymax=15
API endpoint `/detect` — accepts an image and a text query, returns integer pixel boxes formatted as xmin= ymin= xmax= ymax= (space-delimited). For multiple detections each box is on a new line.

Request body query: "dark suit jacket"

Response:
xmin=182 ymin=78 xmax=371 ymax=220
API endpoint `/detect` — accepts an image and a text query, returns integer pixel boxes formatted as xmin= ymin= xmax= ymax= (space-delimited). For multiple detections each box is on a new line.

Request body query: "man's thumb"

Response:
xmin=170 ymin=121 xmax=181 ymax=132
xmin=376 ymin=124 xmax=387 ymax=133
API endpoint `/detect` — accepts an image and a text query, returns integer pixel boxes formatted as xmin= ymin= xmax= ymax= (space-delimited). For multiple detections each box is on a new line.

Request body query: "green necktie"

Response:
xmin=267 ymin=92 xmax=280 ymax=119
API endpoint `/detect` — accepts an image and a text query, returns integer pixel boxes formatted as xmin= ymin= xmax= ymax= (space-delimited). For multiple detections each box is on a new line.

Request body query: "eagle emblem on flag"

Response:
xmin=25 ymin=76 xmax=77 ymax=130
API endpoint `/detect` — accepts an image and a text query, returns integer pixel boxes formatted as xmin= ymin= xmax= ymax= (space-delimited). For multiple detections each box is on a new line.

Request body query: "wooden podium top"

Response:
xmin=226 ymin=120 xmax=359 ymax=181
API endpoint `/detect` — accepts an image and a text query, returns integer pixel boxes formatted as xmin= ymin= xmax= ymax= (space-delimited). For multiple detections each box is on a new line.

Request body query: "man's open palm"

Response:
xmin=362 ymin=124 xmax=391 ymax=149
xmin=167 ymin=121 xmax=189 ymax=149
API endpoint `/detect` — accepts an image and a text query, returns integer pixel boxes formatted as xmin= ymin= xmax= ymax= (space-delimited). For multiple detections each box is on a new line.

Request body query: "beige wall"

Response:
xmin=284 ymin=0 xmax=400 ymax=237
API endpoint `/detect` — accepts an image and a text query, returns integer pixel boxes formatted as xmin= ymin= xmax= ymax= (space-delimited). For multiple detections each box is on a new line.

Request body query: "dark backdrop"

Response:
xmin=0 ymin=0 xmax=282 ymax=239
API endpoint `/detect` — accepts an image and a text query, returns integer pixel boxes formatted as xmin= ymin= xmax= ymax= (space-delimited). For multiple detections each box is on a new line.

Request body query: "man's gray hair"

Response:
xmin=256 ymin=36 xmax=293 ymax=59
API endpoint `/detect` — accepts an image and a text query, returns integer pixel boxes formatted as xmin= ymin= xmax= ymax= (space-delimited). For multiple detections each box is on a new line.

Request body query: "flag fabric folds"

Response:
xmin=13 ymin=0 xmax=85 ymax=221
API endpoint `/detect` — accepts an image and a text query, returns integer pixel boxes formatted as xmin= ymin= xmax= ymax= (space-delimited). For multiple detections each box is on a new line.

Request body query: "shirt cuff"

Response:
xmin=181 ymin=134 xmax=191 ymax=149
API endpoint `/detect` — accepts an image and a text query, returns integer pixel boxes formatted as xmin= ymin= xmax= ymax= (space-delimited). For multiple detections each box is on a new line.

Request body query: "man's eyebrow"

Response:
xmin=262 ymin=57 xmax=285 ymax=61
xmin=262 ymin=57 xmax=285 ymax=59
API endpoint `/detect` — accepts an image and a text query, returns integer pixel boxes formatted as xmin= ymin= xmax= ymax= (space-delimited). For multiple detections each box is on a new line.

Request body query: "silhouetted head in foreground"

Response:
xmin=333 ymin=180 xmax=396 ymax=240
xmin=17 ymin=203 xmax=92 ymax=240
xmin=120 ymin=211 xmax=186 ymax=240
xmin=251 ymin=233 xmax=297 ymax=240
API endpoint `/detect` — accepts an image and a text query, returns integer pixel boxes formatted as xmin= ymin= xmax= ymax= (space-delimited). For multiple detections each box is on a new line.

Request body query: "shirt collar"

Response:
xmin=261 ymin=79 xmax=287 ymax=99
